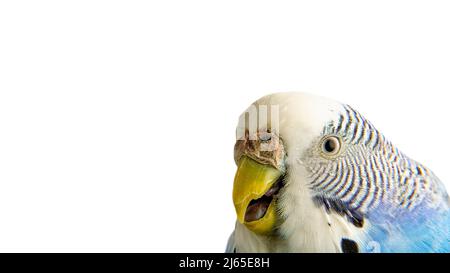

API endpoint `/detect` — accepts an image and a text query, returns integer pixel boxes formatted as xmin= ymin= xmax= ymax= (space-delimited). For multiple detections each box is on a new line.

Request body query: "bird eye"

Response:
xmin=321 ymin=136 xmax=341 ymax=156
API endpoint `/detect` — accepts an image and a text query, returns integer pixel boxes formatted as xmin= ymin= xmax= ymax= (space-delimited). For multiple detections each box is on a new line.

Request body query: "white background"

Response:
xmin=0 ymin=1 xmax=449 ymax=252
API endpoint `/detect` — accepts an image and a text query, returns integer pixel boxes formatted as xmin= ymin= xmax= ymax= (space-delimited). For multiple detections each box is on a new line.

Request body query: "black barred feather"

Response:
xmin=312 ymin=105 xmax=440 ymax=214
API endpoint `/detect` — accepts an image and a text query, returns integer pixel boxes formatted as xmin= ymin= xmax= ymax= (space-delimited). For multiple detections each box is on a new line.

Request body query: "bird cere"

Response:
xmin=227 ymin=92 xmax=450 ymax=253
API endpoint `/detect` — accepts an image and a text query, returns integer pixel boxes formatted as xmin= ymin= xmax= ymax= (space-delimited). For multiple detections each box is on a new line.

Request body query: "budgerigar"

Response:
xmin=227 ymin=92 xmax=450 ymax=253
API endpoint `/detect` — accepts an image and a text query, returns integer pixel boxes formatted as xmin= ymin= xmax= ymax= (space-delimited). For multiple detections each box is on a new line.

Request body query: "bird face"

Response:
xmin=230 ymin=92 xmax=450 ymax=253
xmin=231 ymin=132 xmax=344 ymax=236
xmin=231 ymin=92 xmax=344 ymax=236
xmin=232 ymin=130 xmax=287 ymax=235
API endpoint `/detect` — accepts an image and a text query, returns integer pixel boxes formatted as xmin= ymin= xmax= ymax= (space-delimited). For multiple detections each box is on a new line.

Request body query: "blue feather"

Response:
xmin=360 ymin=201 xmax=450 ymax=253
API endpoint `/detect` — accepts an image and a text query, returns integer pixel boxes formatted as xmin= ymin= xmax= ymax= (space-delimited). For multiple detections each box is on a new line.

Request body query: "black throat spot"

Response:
xmin=341 ymin=238 xmax=359 ymax=253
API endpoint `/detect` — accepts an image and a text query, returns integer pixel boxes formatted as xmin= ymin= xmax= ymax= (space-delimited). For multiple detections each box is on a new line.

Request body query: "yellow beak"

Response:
xmin=232 ymin=156 xmax=282 ymax=235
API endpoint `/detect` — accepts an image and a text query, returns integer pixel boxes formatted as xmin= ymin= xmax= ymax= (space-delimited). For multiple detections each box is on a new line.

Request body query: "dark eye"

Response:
xmin=321 ymin=136 xmax=341 ymax=155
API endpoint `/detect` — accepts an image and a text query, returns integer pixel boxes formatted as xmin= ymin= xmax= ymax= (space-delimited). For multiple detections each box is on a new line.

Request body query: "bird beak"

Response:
xmin=232 ymin=156 xmax=282 ymax=234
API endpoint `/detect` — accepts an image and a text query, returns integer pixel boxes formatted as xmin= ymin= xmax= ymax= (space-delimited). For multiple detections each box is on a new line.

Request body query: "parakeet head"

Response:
xmin=231 ymin=92 xmax=450 ymax=253
xmin=233 ymin=92 xmax=347 ymax=235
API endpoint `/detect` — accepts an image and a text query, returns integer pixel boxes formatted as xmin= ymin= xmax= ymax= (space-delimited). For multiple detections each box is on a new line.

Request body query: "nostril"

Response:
xmin=259 ymin=133 xmax=272 ymax=141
